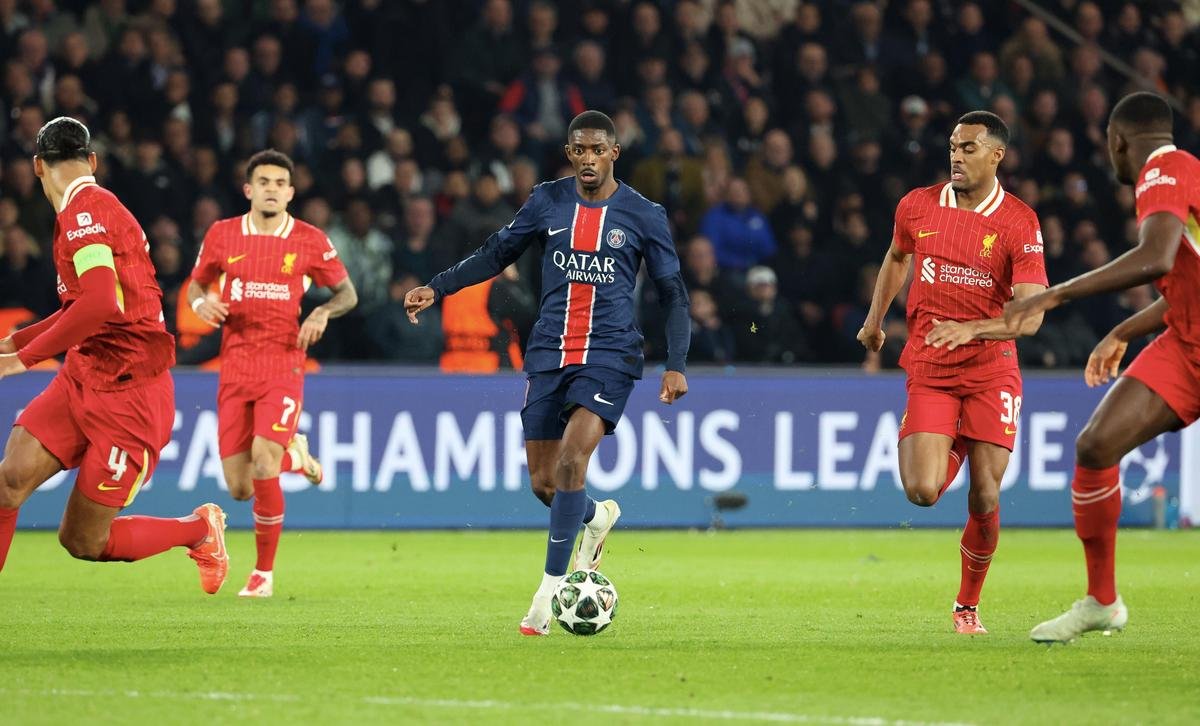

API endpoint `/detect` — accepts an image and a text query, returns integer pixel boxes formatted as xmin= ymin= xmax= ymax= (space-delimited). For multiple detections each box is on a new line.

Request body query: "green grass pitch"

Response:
xmin=2 ymin=528 xmax=1198 ymax=725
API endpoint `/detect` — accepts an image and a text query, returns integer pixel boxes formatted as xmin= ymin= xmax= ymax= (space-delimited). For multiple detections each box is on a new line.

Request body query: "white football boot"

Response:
xmin=575 ymin=499 xmax=621 ymax=571
xmin=1030 ymin=595 xmax=1128 ymax=643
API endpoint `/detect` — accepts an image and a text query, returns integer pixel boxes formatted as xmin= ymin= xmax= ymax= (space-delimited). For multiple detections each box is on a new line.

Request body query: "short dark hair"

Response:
xmin=1110 ymin=92 xmax=1173 ymax=135
xmin=35 ymin=116 xmax=91 ymax=163
xmin=245 ymin=148 xmax=295 ymax=182
xmin=567 ymin=110 xmax=617 ymax=143
xmin=956 ymin=110 xmax=1010 ymax=147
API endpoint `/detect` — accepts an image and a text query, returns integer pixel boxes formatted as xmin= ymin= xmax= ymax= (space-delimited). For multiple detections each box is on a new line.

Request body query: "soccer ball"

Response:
xmin=551 ymin=569 xmax=618 ymax=635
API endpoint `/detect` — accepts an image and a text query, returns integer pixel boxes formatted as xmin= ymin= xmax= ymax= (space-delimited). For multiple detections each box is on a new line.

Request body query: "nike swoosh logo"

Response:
xmin=97 ymin=483 xmax=121 ymax=491
xmin=227 ymin=254 xmax=248 ymax=264
xmin=1004 ymin=427 xmax=1017 ymax=435
xmin=593 ymin=393 xmax=613 ymax=405
xmin=272 ymin=423 xmax=290 ymax=432
xmin=548 ymin=227 xmax=567 ymax=236
xmin=550 ymin=537 xmax=568 ymax=543
xmin=918 ymin=230 xmax=939 ymax=238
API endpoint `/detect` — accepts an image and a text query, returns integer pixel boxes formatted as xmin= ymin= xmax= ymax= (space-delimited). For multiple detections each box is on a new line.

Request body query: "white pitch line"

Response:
xmin=5 ymin=687 xmax=974 ymax=726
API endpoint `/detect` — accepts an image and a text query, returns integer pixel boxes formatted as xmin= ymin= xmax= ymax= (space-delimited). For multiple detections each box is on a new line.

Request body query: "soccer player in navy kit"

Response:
xmin=405 ymin=111 xmax=690 ymax=635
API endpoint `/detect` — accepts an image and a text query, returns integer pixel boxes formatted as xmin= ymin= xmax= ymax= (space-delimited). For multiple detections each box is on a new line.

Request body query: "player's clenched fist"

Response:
xmin=404 ymin=285 xmax=436 ymax=324
xmin=659 ymin=371 xmax=688 ymax=404
xmin=856 ymin=324 xmax=885 ymax=352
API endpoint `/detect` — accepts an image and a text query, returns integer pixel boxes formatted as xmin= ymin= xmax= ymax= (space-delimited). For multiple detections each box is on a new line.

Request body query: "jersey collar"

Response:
xmin=1146 ymin=144 xmax=1177 ymax=162
xmin=938 ymin=178 xmax=1004 ymax=217
xmin=241 ymin=212 xmax=295 ymax=238
xmin=58 ymin=175 xmax=98 ymax=212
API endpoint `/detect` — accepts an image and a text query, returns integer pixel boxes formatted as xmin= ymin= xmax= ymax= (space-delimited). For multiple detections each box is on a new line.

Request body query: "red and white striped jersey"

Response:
xmin=1134 ymin=145 xmax=1200 ymax=354
xmin=52 ymin=175 xmax=175 ymax=390
xmin=190 ymin=212 xmax=348 ymax=384
xmin=895 ymin=180 xmax=1048 ymax=377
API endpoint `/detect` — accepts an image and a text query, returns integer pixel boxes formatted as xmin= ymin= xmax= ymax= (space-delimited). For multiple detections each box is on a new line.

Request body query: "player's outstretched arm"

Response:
xmin=186 ymin=278 xmax=228 ymax=327
xmin=299 ymin=277 xmax=357 ymax=350
xmin=857 ymin=241 xmax=911 ymax=353
xmin=5 ymin=265 xmax=123 ymax=377
xmin=2 ymin=309 xmax=64 ymax=354
xmin=1085 ymin=296 xmax=1168 ymax=387
xmin=926 ymin=283 xmax=1048 ymax=350
xmin=1004 ymin=211 xmax=1182 ymax=330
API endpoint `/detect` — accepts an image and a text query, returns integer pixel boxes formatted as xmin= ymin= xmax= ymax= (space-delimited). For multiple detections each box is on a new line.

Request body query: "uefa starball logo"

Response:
xmin=606 ymin=228 xmax=626 ymax=248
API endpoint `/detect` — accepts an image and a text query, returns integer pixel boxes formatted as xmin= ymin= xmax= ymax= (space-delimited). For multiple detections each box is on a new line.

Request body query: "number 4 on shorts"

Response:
xmin=108 ymin=446 xmax=128 ymax=481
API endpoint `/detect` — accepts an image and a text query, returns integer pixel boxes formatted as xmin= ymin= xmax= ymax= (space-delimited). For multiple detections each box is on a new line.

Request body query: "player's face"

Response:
xmin=565 ymin=129 xmax=620 ymax=192
xmin=244 ymin=164 xmax=295 ymax=216
xmin=1106 ymin=123 xmax=1135 ymax=185
xmin=948 ymin=124 xmax=1003 ymax=193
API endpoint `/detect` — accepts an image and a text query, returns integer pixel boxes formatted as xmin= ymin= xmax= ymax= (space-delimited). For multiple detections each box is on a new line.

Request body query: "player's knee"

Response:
xmin=228 ymin=480 xmax=254 ymax=501
xmin=58 ymin=528 xmax=105 ymax=561
xmin=1075 ymin=426 xmax=1115 ymax=469
xmin=0 ymin=462 xmax=23 ymax=509
xmin=902 ymin=481 xmax=940 ymax=507
xmin=529 ymin=475 xmax=555 ymax=507
xmin=250 ymin=457 xmax=279 ymax=482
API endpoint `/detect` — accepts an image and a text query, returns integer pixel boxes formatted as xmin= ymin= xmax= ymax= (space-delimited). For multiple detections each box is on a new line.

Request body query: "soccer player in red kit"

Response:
xmin=188 ymin=149 xmax=356 ymax=598
xmin=0 ymin=117 xmax=228 ymax=592
xmin=1007 ymin=93 xmax=1200 ymax=642
xmin=859 ymin=111 xmax=1048 ymax=634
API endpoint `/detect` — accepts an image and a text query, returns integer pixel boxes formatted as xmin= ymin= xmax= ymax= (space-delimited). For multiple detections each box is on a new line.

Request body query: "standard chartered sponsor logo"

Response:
xmin=552 ymin=250 xmax=616 ymax=284
xmin=921 ymin=258 xmax=993 ymax=287
xmin=920 ymin=257 xmax=936 ymax=283
xmin=229 ymin=278 xmax=291 ymax=302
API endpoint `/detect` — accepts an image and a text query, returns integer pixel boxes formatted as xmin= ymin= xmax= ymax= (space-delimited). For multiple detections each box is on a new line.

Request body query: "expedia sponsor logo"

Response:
xmin=66 ymin=222 xmax=108 ymax=241
xmin=1025 ymin=230 xmax=1044 ymax=254
xmin=1136 ymin=167 xmax=1177 ymax=196
xmin=56 ymin=274 xmax=67 ymax=295
xmin=552 ymin=250 xmax=616 ymax=284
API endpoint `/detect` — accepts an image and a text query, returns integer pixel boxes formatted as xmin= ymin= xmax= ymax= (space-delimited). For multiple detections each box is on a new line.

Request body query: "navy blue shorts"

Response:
xmin=522 ymin=365 xmax=636 ymax=440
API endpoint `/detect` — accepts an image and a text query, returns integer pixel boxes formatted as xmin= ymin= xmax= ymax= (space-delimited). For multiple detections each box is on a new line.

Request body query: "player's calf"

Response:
xmin=57 ymin=527 xmax=108 ymax=561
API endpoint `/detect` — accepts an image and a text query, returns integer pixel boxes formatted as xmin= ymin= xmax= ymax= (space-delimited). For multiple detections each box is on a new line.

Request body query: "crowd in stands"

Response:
xmin=1 ymin=0 xmax=1198 ymax=369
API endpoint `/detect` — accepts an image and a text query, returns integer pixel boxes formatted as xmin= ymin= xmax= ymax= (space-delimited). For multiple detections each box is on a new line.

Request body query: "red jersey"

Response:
xmin=53 ymin=176 xmax=175 ymax=390
xmin=1133 ymin=145 xmax=1200 ymax=353
xmin=895 ymin=181 xmax=1048 ymax=377
xmin=191 ymin=212 xmax=348 ymax=384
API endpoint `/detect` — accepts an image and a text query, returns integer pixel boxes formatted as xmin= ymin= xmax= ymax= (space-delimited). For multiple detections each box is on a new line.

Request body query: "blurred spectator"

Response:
xmin=699 ymin=177 xmax=776 ymax=273
xmin=572 ymin=40 xmax=616 ymax=112
xmin=453 ymin=0 xmax=523 ymax=136
xmin=732 ymin=265 xmax=809 ymax=364
xmin=838 ymin=64 xmax=890 ymax=144
xmin=439 ymin=173 xmax=515 ymax=264
xmin=327 ymin=197 xmax=393 ymax=314
xmin=630 ymin=128 xmax=705 ymax=238
xmin=743 ymin=128 xmax=792 ymax=215
xmin=956 ymin=52 xmax=1011 ymax=110
xmin=688 ymin=289 xmax=735 ymax=364
xmin=0 ymin=224 xmax=56 ymax=316
xmin=367 ymin=274 xmax=443 ymax=363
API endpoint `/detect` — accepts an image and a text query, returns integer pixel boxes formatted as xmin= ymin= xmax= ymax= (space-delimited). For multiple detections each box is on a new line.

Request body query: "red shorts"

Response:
xmin=217 ymin=377 xmax=304 ymax=458
xmin=1123 ymin=330 xmax=1200 ymax=427
xmin=900 ymin=367 xmax=1023 ymax=450
xmin=16 ymin=370 xmax=174 ymax=508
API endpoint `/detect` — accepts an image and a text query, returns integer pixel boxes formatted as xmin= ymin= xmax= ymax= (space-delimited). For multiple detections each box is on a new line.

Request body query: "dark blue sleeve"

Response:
xmin=652 ymin=271 xmax=690 ymax=373
xmin=428 ymin=187 xmax=543 ymax=300
xmin=642 ymin=202 xmax=681 ymax=279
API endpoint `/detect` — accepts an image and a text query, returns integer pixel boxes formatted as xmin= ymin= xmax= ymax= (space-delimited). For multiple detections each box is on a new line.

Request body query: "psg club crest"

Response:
xmin=606 ymin=228 xmax=626 ymax=249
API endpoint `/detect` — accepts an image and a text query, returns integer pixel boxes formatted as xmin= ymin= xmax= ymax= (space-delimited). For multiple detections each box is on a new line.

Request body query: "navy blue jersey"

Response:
xmin=429 ymin=177 xmax=680 ymax=378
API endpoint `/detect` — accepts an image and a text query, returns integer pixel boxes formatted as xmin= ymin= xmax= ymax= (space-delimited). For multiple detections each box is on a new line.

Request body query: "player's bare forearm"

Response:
xmin=1110 ymin=296 xmax=1168 ymax=342
xmin=974 ymin=283 xmax=1048 ymax=339
xmin=316 ymin=278 xmax=358 ymax=319
xmin=1052 ymin=213 xmax=1182 ymax=305
xmin=186 ymin=278 xmax=206 ymax=306
xmin=864 ymin=244 xmax=910 ymax=327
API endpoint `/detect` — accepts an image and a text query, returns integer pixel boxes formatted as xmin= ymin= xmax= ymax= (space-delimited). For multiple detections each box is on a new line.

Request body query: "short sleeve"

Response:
xmin=1135 ymin=154 xmax=1191 ymax=225
xmin=893 ymin=192 xmax=917 ymax=254
xmin=308 ymin=233 xmax=349 ymax=287
xmin=642 ymin=202 xmax=680 ymax=279
xmin=190 ymin=225 xmax=223 ymax=285
xmin=1011 ymin=214 xmax=1049 ymax=287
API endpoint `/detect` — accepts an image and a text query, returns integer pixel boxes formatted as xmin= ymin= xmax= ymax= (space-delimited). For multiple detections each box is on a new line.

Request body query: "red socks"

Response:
xmin=99 ymin=514 xmax=208 ymax=562
xmin=956 ymin=508 xmax=999 ymax=607
xmin=937 ymin=437 xmax=969 ymax=502
xmin=0 ymin=506 xmax=18 ymax=571
xmin=1072 ymin=464 xmax=1121 ymax=605
xmin=252 ymin=477 xmax=285 ymax=571
xmin=281 ymin=450 xmax=303 ymax=474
